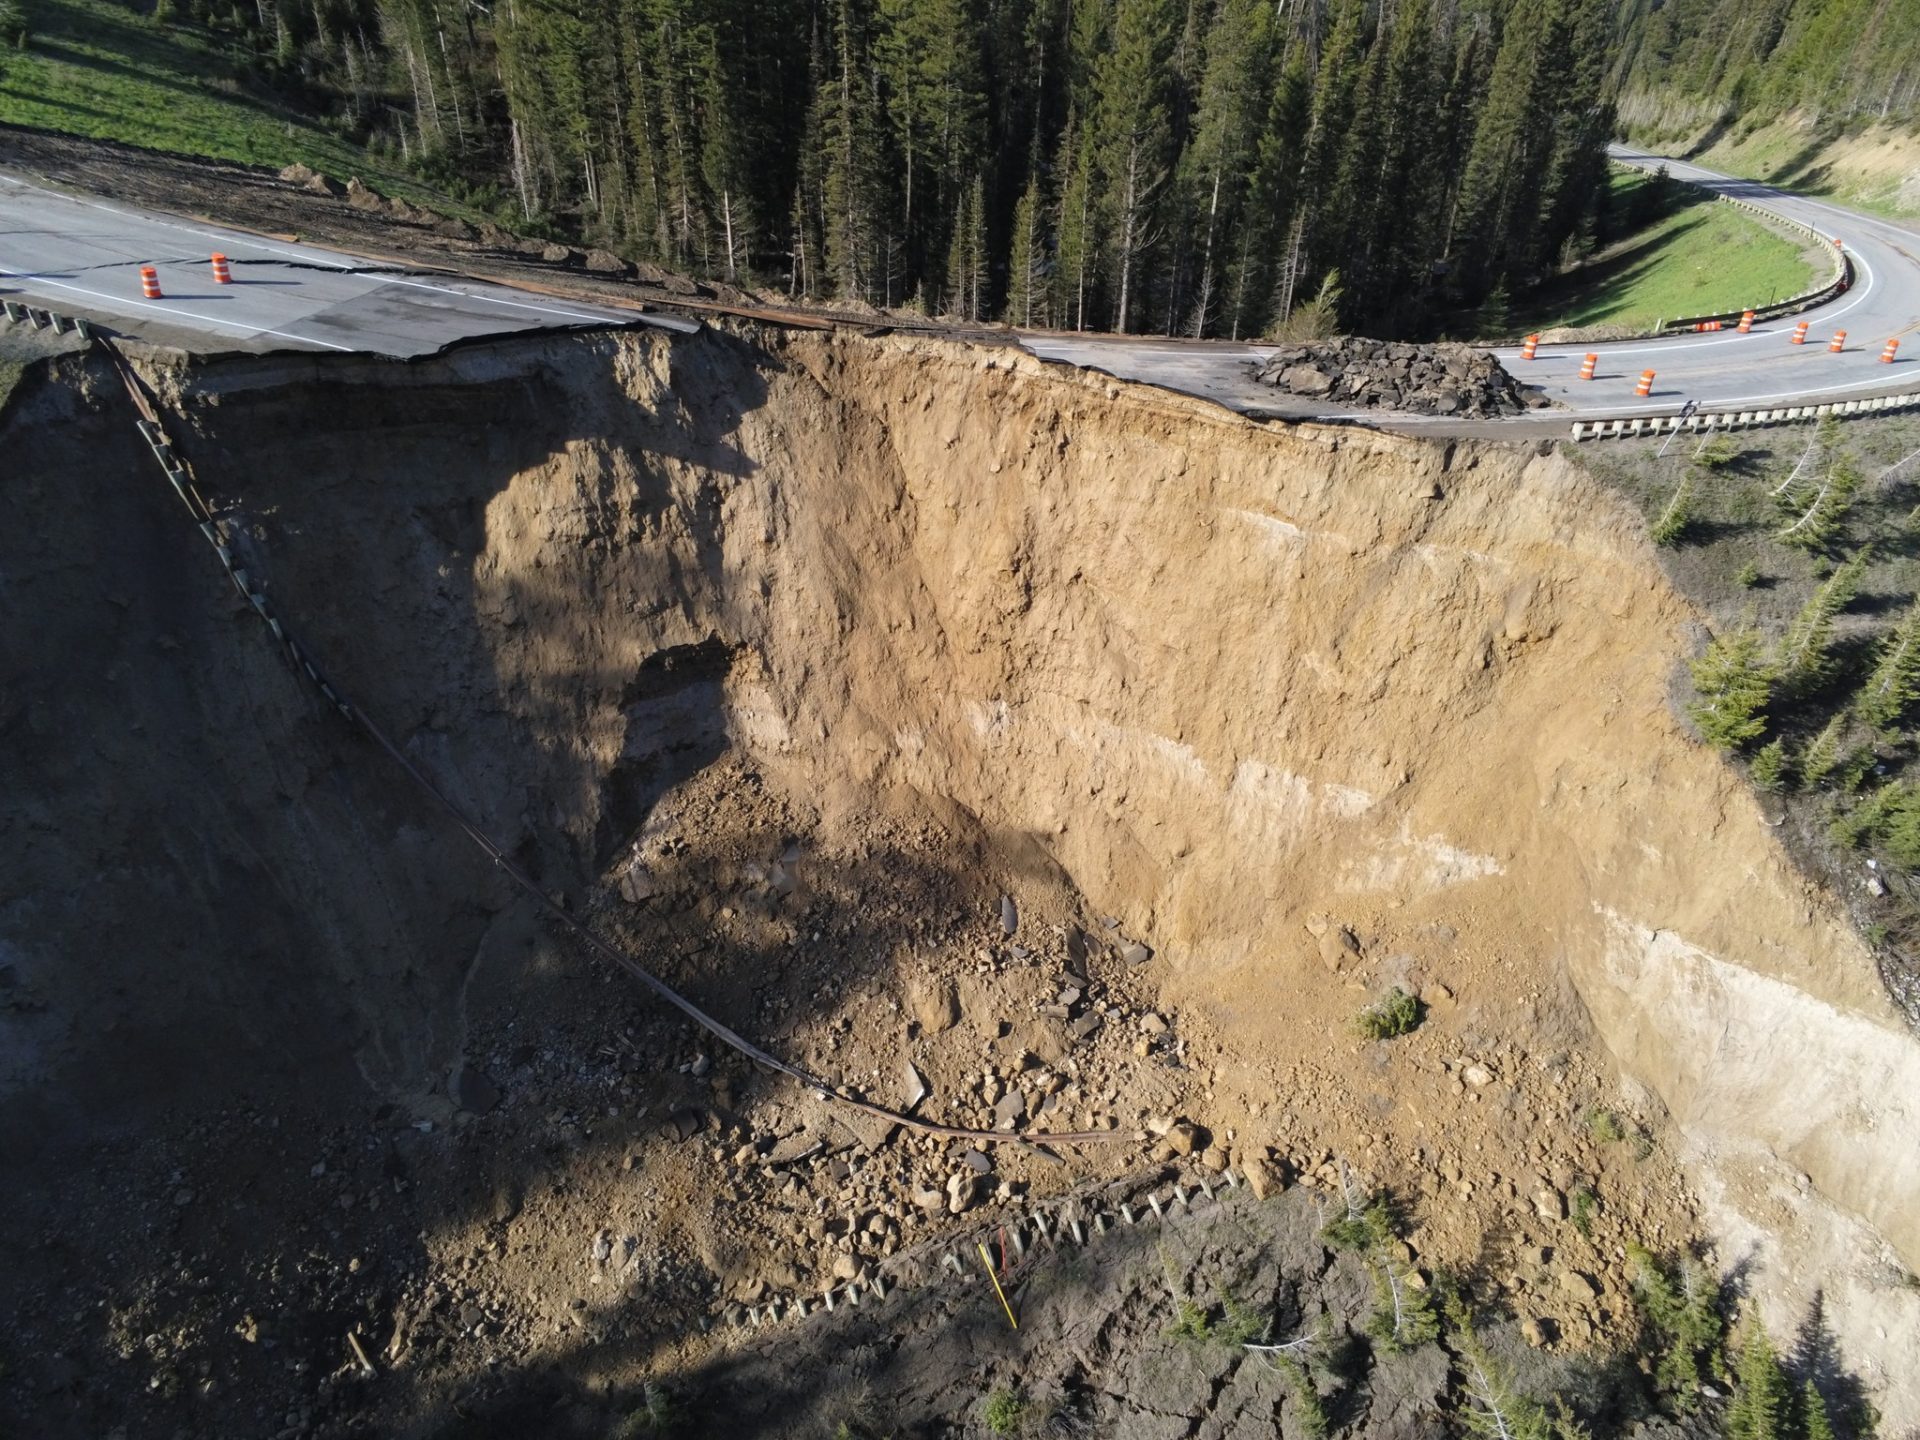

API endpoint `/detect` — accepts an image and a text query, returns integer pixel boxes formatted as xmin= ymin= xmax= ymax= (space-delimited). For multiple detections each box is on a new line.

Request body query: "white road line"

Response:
xmin=374 ymin=272 xmax=623 ymax=325
xmin=1494 ymin=250 xmax=1882 ymax=361
xmin=4 ymin=170 xmax=630 ymax=326
xmin=1566 ymin=374 xmax=1920 ymax=415
xmin=0 ymin=264 xmax=355 ymax=351
xmin=0 ymin=172 xmax=356 ymax=270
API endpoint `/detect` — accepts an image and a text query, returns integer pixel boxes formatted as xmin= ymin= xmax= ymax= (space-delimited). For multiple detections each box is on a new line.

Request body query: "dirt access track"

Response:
xmin=2 ymin=151 xmax=1919 ymax=1435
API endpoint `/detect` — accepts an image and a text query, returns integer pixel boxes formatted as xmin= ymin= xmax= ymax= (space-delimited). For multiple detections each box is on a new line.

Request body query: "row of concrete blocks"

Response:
xmin=1 ymin=299 xmax=91 ymax=337
xmin=722 ymin=1165 xmax=1247 ymax=1333
xmin=1570 ymin=391 xmax=1920 ymax=442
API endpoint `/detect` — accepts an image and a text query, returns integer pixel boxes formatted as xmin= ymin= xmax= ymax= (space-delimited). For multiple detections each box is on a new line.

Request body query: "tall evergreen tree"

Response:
xmin=1004 ymin=166 xmax=1050 ymax=328
xmin=1090 ymin=0 xmax=1176 ymax=332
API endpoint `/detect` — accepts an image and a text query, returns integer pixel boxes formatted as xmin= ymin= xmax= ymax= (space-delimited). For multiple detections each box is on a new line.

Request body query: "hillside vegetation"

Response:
xmin=1614 ymin=0 xmax=1920 ymax=220
xmin=1614 ymin=0 xmax=1920 ymax=131
xmin=0 ymin=0 xmax=454 ymax=207
xmin=1 ymin=0 xmax=1620 ymax=341
xmin=1584 ymin=414 xmax=1920 ymax=1012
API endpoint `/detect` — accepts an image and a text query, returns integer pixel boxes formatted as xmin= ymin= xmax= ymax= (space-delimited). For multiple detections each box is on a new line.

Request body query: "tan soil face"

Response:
xmin=2 ymin=328 xmax=1915 ymax=1434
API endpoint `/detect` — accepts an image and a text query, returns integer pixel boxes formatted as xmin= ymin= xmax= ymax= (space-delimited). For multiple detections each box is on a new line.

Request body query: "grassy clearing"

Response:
xmin=0 ymin=0 xmax=453 ymax=207
xmin=1513 ymin=170 xmax=1818 ymax=337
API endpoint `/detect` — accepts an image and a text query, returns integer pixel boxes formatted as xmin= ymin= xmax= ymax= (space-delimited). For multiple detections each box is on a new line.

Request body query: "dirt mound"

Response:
xmin=2 ymin=329 xmax=1916 ymax=1434
xmin=1252 ymin=337 xmax=1532 ymax=416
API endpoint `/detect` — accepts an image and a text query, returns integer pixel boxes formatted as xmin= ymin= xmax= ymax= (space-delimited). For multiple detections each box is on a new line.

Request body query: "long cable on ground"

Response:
xmin=99 ymin=339 xmax=1123 ymax=1149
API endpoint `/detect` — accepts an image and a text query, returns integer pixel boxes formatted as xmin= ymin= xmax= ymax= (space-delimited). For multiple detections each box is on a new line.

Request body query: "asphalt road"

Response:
xmin=1022 ymin=145 xmax=1920 ymax=430
xmin=4 ymin=148 xmax=1913 ymax=428
xmin=0 ymin=170 xmax=694 ymax=355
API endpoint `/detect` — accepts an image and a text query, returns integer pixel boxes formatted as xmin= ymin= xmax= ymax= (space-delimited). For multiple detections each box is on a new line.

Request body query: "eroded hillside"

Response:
xmin=2 ymin=329 xmax=1915 ymax=1436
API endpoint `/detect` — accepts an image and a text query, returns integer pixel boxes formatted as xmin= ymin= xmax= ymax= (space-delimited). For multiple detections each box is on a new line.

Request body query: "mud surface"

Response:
xmin=2 ymin=325 xmax=1915 ymax=1434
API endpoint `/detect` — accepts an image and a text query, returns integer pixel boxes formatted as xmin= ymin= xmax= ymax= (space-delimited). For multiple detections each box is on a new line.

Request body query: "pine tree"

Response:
xmin=1177 ymin=0 xmax=1274 ymax=336
xmin=1857 ymin=599 xmax=1920 ymax=734
xmin=1803 ymin=1381 xmax=1837 ymax=1440
xmin=1290 ymin=0 xmax=1366 ymax=313
xmin=1447 ymin=1294 xmax=1553 ymax=1440
xmin=1726 ymin=1324 xmax=1791 ymax=1440
xmin=1799 ymin=712 xmax=1848 ymax=790
xmin=1052 ymin=108 xmax=1097 ymax=330
xmin=1004 ymin=168 xmax=1049 ymax=328
xmin=1364 ymin=1255 xmax=1438 ymax=1353
xmin=1775 ymin=550 xmax=1867 ymax=696
xmin=820 ymin=0 xmax=889 ymax=303
xmin=1687 ymin=628 xmax=1774 ymax=752
xmin=1627 ymin=1245 xmax=1725 ymax=1403
xmin=699 ymin=36 xmax=757 ymax=281
xmin=1090 ymin=0 xmax=1175 ymax=332
xmin=1777 ymin=451 xmax=1863 ymax=552
xmin=941 ymin=173 xmax=987 ymax=318
xmin=1650 ymin=472 xmax=1694 ymax=546
xmin=876 ymin=0 xmax=986 ymax=289
xmin=1750 ymin=739 xmax=1788 ymax=792
xmin=1229 ymin=41 xmax=1308 ymax=339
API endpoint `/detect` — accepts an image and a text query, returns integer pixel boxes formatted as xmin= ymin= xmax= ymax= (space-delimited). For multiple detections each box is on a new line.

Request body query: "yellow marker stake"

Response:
xmin=978 ymin=1242 xmax=1019 ymax=1331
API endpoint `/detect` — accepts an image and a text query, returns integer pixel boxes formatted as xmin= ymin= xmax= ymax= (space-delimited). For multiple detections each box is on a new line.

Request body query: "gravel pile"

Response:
xmin=1252 ymin=336 xmax=1535 ymax=417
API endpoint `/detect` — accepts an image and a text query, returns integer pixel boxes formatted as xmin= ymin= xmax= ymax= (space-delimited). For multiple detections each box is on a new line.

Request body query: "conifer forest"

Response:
xmin=202 ymin=0 xmax=1621 ymax=338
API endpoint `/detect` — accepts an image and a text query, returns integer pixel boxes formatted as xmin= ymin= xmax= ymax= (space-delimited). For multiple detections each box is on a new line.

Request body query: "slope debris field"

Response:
xmin=3 ymin=329 xmax=1918 ymax=1437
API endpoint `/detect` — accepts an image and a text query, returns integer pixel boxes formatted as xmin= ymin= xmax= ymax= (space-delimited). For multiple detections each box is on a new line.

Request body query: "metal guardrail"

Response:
xmin=1655 ymin=193 xmax=1851 ymax=334
xmin=1590 ymin=161 xmax=1853 ymax=339
xmin=1569 ymin=390 xmax=1920 ymax=442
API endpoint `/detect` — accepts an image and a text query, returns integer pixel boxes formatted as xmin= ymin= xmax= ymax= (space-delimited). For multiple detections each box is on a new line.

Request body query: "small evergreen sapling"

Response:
xmin=1725 ymin=1323 xmax=1792 ymax=1440
xmin=1749 ymin=739 xmax=1788 ymax=792
xmin=1651 ymin=472 xmax=1694 ymax=547
xmin=1627 ymin=1244 xmax=1723 ymax=1404
xmin=1775 ymin=551 xmax=1868 ymax=697
xmin=1687 ymin=628 xmax=1774 ymax=751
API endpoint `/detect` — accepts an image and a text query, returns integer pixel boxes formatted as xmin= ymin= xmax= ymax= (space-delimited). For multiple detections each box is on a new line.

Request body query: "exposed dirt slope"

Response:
xmin=3 ymin=328 xmax=1916 ymax=1433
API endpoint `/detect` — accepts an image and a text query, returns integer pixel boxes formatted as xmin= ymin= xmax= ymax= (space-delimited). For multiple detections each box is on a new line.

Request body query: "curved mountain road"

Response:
xmin=3 ymin=146 xmax=1914 ymax=437
xmin=1021 ymin=146 xmax=1920 ymax=435
xmin=0 ymin=169 xmax=694 ymax=355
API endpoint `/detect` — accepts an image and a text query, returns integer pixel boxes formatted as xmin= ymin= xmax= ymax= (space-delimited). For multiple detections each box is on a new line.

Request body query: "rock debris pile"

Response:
xmin=1252 ymin=337 xmax=1534 ymax=417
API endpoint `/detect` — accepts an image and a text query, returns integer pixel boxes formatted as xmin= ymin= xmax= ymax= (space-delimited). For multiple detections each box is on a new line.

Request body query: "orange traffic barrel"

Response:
xmin=1738 ymin=310 xmax=1756 ymax=333
xmin=210 ymin=253 xmax=232 ymax=284
xmin=1520 ymin=334 xmax=1540 ymax=360
xmin=1579 ymin=353 xmax=1597 ymax=380
xmin=1791 ymin=321 xmax=1810 ymax=344
xmin=1829 ymin=330 xmax=1848 ymax=353
xmin=1884 ymin=338 xmax=1901 ymax=364
xmin=139 ymin=265 xmax=163 ymax=300
xmin=1636 ymin=370 xmax=1656 ymax=397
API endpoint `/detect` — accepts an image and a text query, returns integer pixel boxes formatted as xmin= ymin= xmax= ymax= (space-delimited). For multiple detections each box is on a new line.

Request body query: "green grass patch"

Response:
xmin=0 ymin=358 xmax=23 ymax=413
xmin=0 ymin=0 xmax=460 ymax=210
xmin=1512 ymin=170 xmax=1816 ymax=336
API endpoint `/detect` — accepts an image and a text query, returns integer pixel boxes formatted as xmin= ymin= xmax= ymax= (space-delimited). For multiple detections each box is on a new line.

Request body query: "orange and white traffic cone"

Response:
xmin=1881 ymin=338 xmax=1900 ymax=364
xmin=1738 ymin=310 xmax=1756 ymax=333
xmin=1829 ymin=330 xmax=1847 ymax=353
xmin=210 ymin=253 xmax=232 ymax=284
xmin=1520 ymin=334 xmax=1540 ymax=360
xmin=1579 ymin=353 xmax=1597 ymax=381
xmin=139 ymin=265 xmax=163 ymax=300
xmin=1635 ymin=370 xmax=1656 ymax=397
xmin=1790 ymin=320 xmax=1810 ymax=345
